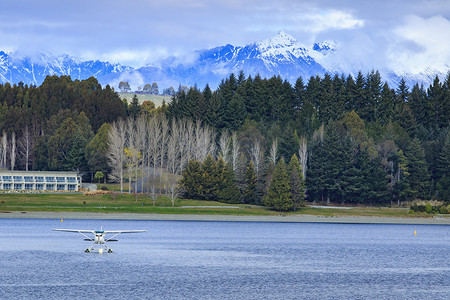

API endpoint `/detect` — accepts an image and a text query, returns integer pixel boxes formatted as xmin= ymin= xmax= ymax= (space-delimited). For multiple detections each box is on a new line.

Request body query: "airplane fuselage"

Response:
xmin=94 ymin=231 xmax=105 ymax=244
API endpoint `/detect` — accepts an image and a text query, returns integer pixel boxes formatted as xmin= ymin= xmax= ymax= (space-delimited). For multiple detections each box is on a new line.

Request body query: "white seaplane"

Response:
xmin=53 ymin=227 xmax=146 ymax=253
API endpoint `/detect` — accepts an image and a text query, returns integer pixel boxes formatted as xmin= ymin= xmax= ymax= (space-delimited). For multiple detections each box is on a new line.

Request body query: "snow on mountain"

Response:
xmin=0 ymin=51 xmax=132 ymax=86
xmin=0 ymin=31 xmax=446 ymax=90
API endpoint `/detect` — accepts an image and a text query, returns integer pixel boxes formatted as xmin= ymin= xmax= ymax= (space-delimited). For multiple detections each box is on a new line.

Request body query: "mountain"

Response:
xmin=137 ymin=31 xmax=335 ymax=88
xmin=0 ymin=31 xmax=446 ymax=90
xmin=0 ymin=51 xmax=132 ymax=86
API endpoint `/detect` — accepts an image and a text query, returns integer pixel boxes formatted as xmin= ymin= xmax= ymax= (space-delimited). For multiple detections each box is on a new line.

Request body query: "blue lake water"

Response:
xmin=0 ymin=218 xmax=449 ymax=299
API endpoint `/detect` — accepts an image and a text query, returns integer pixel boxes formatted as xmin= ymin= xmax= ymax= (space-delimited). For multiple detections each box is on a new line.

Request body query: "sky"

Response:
xmin=1 ymin=0 xmax=449 ymax=74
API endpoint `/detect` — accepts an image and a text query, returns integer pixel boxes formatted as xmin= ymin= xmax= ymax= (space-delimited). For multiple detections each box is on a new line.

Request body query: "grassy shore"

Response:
xmin=0 ymin=192 xmax=448 ymax=222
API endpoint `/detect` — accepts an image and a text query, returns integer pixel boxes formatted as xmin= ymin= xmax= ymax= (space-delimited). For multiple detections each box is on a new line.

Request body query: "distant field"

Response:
xmin=0 ymin=191 xmax=442 ymax=219
xmin=118 ymin=93 xmax=172 ymax=107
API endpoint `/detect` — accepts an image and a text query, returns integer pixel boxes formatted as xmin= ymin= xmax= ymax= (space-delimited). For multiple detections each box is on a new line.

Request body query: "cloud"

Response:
xmin=299 ymin=10 xmax=365 ymax=33
xmin=388 ymin=15 xmax=450 ymax=73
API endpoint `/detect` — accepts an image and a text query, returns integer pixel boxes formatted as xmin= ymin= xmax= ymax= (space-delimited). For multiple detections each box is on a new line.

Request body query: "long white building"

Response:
xmin=0 ymin=171 xmax=81 ymax=192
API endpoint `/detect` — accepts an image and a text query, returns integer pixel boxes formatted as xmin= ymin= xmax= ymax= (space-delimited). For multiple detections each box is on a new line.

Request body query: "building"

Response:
xmin=0 ymin=171 xmax=81 ymax=192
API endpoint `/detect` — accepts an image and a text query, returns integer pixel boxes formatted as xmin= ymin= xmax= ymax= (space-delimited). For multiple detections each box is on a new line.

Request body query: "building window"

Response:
xmin=13 ymin=176 xmax=23 ymax=182
xmin=25 ymin=184 xmax=34 ymax=190
xmin=36 ymin=184 xmax=44 ymax=190
xmin=35 ymin=177 xmax=44 ymax=183
xmin=2 ymin=176 xmax=12 ymax=182
xmin=56 ymin=177 xmax=65 ymax=183
xmin=67 ymin=177 xmax=77 ymax=183
xmin=57 ymin=184 xmax=65 ymax=191
xmin=3 ymin=183 xmax=12 ymax=190
xmin=68 ymin=184 xmax=76 ymax=191
xmin=14 ymin=183 xmax=23 ymax=190
xmin=45 ymin=177 xmax=55 ymax=183
xmin=46 ymin=184 xmax=55 ymax=191
xmin=24 ymin=176 xmax=34 ymax=182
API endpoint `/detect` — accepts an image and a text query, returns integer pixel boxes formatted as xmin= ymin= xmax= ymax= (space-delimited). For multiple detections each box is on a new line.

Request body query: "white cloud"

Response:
xmin=300 ymin=10 xmax=365 ymax=33
xmin=389 ymin=15 xmax=450 ymax=73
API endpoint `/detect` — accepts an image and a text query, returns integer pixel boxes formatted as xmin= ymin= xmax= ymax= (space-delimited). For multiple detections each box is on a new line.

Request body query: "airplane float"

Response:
xmin=53 ymin=227 xmax=146 ymax=253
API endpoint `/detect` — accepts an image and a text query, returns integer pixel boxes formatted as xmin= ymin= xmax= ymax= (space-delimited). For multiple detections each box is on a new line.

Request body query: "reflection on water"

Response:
xmin=0 ymin=219 xmax=449 ymax=299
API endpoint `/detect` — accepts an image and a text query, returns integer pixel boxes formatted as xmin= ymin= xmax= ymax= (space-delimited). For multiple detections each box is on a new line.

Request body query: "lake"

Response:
xmin=0 ymin=219 xmax=449 ymax=299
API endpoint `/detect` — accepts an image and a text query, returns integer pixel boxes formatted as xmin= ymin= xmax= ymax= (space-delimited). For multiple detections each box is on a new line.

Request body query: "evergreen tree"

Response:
xmin=405 ymin=138 xmax=430 ymax=199
xmin=180 ymin=160 xmax=202 ymax=199
xmin=243 ymin=161 xmax=257 ymax=204
xmin=264 ymin=158 xmax=293 ymax=211
xmin=129 ymin=94 xmax=141 ymax=118
xmin=287 ymin=154 xmax=305 ymax=209
xmin=200 ymin=155 xmax=218 ymax=200
xmin=216 ymin=157 xmax=240 ymax=203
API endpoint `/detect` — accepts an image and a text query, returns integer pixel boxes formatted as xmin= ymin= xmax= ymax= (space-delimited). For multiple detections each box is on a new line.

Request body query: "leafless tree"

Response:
xmin=249 ymin=137 xmax=263 ymax=173
xmin=159 ymin=115 xmax=169 ymax=183
xmin=18 ymin=125 xmax=33 ymax=171
xmin=177 ymin=119 xmax=188 ymax=173
xmin=1 ymin=130 xmax=7 ymax=169
xmin=269 ymin=138 xmax=278 ymax=166
xmin=125 ymin=117 xmax=137 ymax=193
xmin=194 ymin=120 xmax=216 ymax=162
xmin=219 ymin=129 xmax=231 ymax=164
xmin=298 ymin=136 xmax=308 ymax=179
xmin=147 ymin=115 xmax=161 ymax=178
xmin=167 ymin=118 xmax=179 ymax=174
xmin=149 ymin=185 xmax=158 ymax=206
xmin=231 ymin=131 xmax=240 ymax=173
xmin=107 ymin=119 xmax=127 ymax=193
xmin=167 ymin=183 xmax=180 ymax=208
xmin=10 ymin=132 xmax=16 ymax=170
xmin=185 ymin=119 xmax=195 ymax=164
xmin=136 ymin=114 xmax=147 ymax=192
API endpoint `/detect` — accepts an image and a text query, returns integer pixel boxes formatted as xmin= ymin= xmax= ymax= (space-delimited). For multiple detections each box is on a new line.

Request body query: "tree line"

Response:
xmin=0 ymin=71 xmax=449 ymax=208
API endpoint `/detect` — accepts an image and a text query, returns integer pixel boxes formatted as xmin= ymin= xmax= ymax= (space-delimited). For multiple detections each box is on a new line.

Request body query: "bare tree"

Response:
xmin=219 ymin=129 xmax=231 ymax=164
xmin=159 ymin=115 xmax=169 ymax=182
xmin=185 ymin=119 xmax=194 ymax=163
xmin=147 ymin=115 xmax=161 ymax=179
xmin=249 ymin=137 xmax=263 ymax=173
xmin=149 ymin=185 xmax=158 ymax=206
xmin=194 ymin=120 xmax=216 ymax=162
xmin=107 ymin=119 xmax=127 ymax=193
xmin=231 ymin=131 xmax=240 ymax=173
xmin=136 ymin=114 xmax=147 ymax=192
xmin=10 ymin=132 xmax=16 ymax=170
xmin=269 ymin=138 xmax=278 ymax=166
xmin=298 ymin=136 xmax=308 ymax=179
xmin=167 ymin=183 xmax=180 ymax=208
xmin=125 ymin=117 xmax=137 ymax=193
xmin=1 ymin=131 xmax=7 ymax=169
xmin=167 ymin=118 xmax=179 ymax=175
xmin=18 ymin=125 xmax=33 ymax=171
xmin=177 ymin=119 xmax=188 ymax=173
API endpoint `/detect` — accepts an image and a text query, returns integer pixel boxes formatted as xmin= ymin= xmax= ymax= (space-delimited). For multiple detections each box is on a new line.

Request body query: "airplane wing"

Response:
xmin=53 ymin=229 xmax=95 ymax=233
xmin=103 ymin=230 xmax=146 ymax=234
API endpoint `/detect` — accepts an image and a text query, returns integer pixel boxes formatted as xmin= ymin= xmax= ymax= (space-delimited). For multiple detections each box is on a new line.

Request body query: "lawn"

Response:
xmin=0 ymin=192 xmax=434 ymax=218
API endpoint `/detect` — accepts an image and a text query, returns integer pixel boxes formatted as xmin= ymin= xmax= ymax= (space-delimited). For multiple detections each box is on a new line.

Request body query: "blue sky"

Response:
xmin=1 ymin=0 xmax=449 ymax=73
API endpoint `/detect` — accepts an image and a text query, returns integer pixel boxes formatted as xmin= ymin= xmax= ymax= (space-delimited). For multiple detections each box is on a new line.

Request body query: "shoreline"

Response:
xmin=1 ymin=211 xmax=450 ymax=225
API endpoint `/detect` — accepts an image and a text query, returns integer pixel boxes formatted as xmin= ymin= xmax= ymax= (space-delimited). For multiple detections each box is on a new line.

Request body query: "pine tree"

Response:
xmin=405 ymin=138 xmax=430 ymax=199
xmin=243 ymin=161 xmax=257 ymax=204
xmin=288 ymin=154 xmax=305 ymax=209
xmin=264 ymin=158 xmax=293 ymax=211
xmin=180 ymin=160 xmax=202 ymax=200
xmin=200 ymin=155 xmax=218 ymax=200
xmin=216 ymin=157 xmax=240 ymax=203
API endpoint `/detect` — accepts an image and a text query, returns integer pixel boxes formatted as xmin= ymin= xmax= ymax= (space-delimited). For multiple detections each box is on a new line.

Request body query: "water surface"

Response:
xmin=0 ymin=219 xmax=449 ymax=299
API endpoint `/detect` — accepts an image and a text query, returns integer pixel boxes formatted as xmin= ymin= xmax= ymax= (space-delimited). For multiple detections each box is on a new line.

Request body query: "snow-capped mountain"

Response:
xmin=0 ymin=51 xmax=132 ymax=86
xmin=0 ymin=31 xmax=446 ymax=90
xmin=140 ymin=31 xmax=336 ymax=88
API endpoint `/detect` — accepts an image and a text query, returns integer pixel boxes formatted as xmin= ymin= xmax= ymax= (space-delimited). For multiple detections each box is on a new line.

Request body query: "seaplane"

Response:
xmin=53 ymin=226 xmax=146 ymax=253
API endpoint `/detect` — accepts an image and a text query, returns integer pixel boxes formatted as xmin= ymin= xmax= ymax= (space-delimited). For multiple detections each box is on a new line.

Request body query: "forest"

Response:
xmin=0 ymin=71 xmax=449 ymax=210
